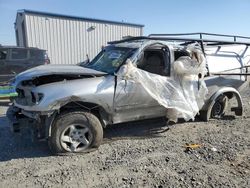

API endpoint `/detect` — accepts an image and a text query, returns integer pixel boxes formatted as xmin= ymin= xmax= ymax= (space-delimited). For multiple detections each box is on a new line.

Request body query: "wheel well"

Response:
xmin=208 ymin=88 xmax=243 ymax=110
xmin=199 ymin=87 xmax=243 ymax=121
xmin=59 ymin=101 xmax=109 ymax=127
xmin=223 ymin=92 xmax=234 ymax=99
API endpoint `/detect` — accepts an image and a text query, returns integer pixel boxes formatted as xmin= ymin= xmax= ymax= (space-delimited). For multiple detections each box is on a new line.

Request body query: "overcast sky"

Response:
xmin=0 ymin=0 xmax=250 ymax=45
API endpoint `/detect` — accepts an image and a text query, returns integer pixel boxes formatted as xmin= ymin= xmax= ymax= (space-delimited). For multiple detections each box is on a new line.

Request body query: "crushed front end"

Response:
xmin=7 ymin=79 xmax=56 ymax=140
xmin=7 ymin=64 xmax=108 ymax=140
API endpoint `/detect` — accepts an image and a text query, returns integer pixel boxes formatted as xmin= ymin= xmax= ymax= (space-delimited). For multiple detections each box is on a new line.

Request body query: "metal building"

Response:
xmin=15 ymin=9 xmax=144 ymax=64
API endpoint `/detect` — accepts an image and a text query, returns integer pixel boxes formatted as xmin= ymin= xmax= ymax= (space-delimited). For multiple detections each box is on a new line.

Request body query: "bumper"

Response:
xmin=7 ymin=106 xmax=25 ymax=132
xmin=7 ymin=106 xmax=55 ymax=140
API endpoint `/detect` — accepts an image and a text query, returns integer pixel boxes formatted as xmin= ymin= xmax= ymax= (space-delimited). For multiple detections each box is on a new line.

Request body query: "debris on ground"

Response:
xmin=184 ymin=143 xmax=202 ymax=152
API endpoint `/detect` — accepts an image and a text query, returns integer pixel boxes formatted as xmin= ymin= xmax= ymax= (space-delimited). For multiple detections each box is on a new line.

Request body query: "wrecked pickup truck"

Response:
xmin=8 ymin=33 xmax=250 ymax=154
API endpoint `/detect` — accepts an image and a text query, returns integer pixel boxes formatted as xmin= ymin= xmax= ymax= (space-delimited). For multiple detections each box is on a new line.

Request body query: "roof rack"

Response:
xmin=149 ymin=32 xmax=250 ymax=42
xmin=109 ymin=33 xmax=250 ymax=46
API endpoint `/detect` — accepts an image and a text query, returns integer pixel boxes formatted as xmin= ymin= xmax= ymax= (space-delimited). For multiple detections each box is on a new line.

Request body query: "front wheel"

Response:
xmin=49 ymin=111 xmax=103 ymax=154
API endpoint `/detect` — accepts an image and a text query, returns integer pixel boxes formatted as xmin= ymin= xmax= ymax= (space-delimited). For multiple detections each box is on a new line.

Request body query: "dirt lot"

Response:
xmin=0 ymin=90 xmax=249 ymax=188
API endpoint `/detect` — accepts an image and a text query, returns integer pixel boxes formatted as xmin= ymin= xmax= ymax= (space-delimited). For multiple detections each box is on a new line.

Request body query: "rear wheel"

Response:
xmin=198 ymin=94 xmax=228 ymax=121
xmin=49 ymin=111 xmax=103 ymax=154
xmin=211 ymin=94 xmax=228 ymax=118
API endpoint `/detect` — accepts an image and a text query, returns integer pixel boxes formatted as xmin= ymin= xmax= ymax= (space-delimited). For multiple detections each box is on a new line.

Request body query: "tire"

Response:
xmin=198 ymin=94 xmax=228 ymax=121
xmin=49 ymin=111 xmax=103 ymax=155
xmin=211 ymin=94 xmax=228 ymax=119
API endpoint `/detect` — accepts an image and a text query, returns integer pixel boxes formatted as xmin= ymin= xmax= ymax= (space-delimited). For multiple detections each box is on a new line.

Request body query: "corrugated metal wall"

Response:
xmin=16 ymin=13 xmax=143 ymax=64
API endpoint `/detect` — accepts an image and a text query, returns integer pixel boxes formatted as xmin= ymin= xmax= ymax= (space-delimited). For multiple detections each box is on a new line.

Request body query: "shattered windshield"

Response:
xmin=83 ymin=47 xmax=136 ymax=74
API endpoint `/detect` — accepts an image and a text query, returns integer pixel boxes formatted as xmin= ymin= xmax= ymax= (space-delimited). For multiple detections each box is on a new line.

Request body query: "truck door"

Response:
xmin=113 ymin=47 xmax=170 ymax=123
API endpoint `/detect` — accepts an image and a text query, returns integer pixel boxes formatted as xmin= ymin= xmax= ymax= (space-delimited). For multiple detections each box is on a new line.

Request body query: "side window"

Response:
xmin=11 ymin=49 xmax=28 ymax=60
xmin=0 ymin=49 xmax=8 ymax=60
xmin=30 ymin=50 xmax=45 ymax=59
xmin=137 ymin=49 xmax=170 ymax=76
xmin=174 ymin=50 xmax=190 ymax=60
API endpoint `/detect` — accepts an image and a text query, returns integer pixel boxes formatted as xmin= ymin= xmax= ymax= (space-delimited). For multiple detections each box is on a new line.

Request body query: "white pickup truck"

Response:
xmin=8 ymin=33 xmax=250 ymax=154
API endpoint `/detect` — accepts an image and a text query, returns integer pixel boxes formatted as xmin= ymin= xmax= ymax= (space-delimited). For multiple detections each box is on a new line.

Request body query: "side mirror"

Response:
xmin=79 ymin=59 xmax=90 ymax=66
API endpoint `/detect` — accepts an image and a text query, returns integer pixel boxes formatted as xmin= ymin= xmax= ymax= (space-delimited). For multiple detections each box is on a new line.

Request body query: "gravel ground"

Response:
xmin=0 ymin=90 xmax=249 ymax=188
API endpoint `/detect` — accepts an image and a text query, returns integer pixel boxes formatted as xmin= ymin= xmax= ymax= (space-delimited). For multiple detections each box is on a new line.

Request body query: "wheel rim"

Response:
xmin=211 ymin=101 xmax=223 ymax=117
xmin=60 ymin=124 xmax=93 ymax=152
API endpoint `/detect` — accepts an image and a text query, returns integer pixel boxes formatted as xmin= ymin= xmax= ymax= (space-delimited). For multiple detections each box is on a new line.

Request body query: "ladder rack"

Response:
xmin=109 ymin=33 xmax=250 ymax=46
xmin=149 ymin=33 xmax=250 ymax=43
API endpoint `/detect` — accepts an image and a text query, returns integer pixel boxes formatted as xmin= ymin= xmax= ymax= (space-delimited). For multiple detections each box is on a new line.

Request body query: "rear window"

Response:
xmin=0 ymin=49 xmax=7 ymax=60
xmin=30 ymin=50 xmax=45 ymax=59
xmin=11 ymin=49 xmax=28 ymax=60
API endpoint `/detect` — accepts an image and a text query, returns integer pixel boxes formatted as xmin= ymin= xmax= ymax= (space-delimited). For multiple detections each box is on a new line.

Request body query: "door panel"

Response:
xmin=113 ymin=77 xmax=166 ymax=124
xmin=112 ymin=47 xmax=170 ymax=123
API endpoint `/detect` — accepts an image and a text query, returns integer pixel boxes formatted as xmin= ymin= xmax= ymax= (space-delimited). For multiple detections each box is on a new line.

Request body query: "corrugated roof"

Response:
xmin=17 ymin=9 xmax=144 ymax=28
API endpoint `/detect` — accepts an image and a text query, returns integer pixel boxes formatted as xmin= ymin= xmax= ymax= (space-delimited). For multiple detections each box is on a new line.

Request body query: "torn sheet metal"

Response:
xmin=117 ymin=47 xmax=208 ymax=122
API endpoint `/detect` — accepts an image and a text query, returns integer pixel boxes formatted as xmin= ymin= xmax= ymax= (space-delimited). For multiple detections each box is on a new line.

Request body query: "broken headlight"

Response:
xmin=31 ymin=92 xmax=44 ymax=104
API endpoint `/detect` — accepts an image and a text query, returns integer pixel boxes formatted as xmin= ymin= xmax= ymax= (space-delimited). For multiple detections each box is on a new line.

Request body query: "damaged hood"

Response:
xmin=14 ymin=64 xmax=107 ymax=83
